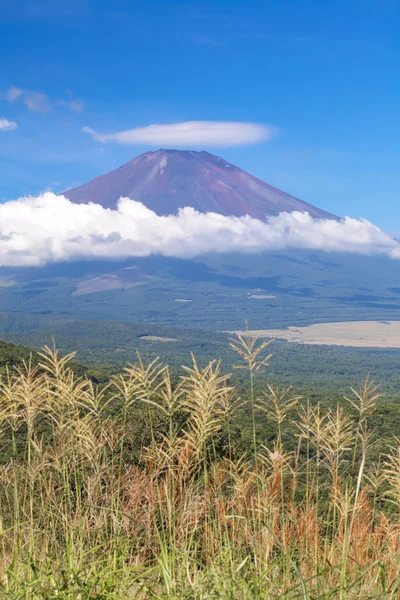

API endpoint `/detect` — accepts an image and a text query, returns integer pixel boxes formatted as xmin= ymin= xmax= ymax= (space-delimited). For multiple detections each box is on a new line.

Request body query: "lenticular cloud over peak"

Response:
xmin=82 ymin=120 xmax=274 ymax=147
xmin=0 ymin=192 xmax=398 ymax=267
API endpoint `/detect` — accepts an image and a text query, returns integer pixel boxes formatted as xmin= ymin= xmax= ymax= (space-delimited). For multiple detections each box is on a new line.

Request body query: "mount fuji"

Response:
xmin=64 ymin=149 xmax=337 ymax=220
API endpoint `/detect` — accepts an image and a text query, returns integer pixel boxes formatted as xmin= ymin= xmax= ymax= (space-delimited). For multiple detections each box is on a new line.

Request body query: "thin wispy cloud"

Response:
xmin=6 ymin=86 xmax=83 ymax=114
xmin=192 ymin=34 xmax=224 ymax=47
xmin=58 ymin=99 xmax=84 ymax=113
xmin=6 ymin=86 xmax=24 ymax=102
xmin=181 ymin=10 xmax=235 ymax=23
xmin=1 ymin=0 xmax=90 ymax=22
xmin=82 ymin=121 xmax=275 ymax=147
xmin=0 ymin=192 xmax=398 ymax=267
xmin=23 ymin=91 xmax=50 ymax=112
xmin=7 ymin=86 xmax=51 ymax=112
xmin=0 ymin=118 xmax=18 ymax=131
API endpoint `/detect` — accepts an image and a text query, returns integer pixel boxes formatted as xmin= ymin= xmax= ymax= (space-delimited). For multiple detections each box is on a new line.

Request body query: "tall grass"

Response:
xmin=0 ymin=340 xmax=400 ymax=598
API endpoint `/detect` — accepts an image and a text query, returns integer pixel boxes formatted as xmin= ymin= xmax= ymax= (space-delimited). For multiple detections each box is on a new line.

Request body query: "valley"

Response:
xmin=1 ymin=310 xmax=400 ymax=401
xmin=1 ymin=250 xmax=400 ymax=332
xmin=0 ymin=248 xmax=400 ymax=399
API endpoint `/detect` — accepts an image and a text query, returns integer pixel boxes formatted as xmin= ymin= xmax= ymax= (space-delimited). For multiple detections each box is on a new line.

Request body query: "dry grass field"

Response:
xmin=139 ymin=335 xmax=180 ymax=342
xmin=234 ymin=320 xmax=400 ymax=348
xmin=1 ymin=335 xmax=400 ymax=598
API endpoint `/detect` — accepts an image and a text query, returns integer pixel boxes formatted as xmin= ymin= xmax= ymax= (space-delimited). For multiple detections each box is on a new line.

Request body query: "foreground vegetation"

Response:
xmin=1 ymin=334 xmax=400 ymax=598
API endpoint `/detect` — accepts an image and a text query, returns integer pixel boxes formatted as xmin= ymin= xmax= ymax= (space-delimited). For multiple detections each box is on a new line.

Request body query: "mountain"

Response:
xmin=64 ymin=149 xmax=337 ymax=220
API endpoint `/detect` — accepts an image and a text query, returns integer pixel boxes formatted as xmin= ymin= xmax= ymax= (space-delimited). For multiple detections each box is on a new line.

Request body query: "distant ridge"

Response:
xmin=64 ymin=149 xmax=338 ymax=220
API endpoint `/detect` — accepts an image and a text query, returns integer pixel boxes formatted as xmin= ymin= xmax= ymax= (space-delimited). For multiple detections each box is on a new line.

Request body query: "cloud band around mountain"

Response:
xmin=82 ymin=120 xmax=275 ymax=147
xmin=0 ymin=193 xmax=398 ymax=267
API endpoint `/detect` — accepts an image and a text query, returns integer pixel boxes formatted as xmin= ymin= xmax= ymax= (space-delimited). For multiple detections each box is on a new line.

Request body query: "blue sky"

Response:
xmin=0 ymin=0 xmax=398 ymax=229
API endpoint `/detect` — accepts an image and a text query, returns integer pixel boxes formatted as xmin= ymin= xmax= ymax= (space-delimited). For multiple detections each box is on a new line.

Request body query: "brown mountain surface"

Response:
xmin=64 ymin=149 xmax=337 ymax=220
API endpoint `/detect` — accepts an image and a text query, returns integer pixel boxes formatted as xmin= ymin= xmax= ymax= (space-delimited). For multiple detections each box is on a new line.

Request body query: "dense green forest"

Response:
xmin=0 ymin=339 xmax=109 ymax=384
xmin=2 ymin=312 xmax=400 ymax=401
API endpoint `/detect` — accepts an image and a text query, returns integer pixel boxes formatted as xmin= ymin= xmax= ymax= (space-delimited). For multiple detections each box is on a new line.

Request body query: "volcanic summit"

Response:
xmin=64 ymin=149 xmax=336 ymax=220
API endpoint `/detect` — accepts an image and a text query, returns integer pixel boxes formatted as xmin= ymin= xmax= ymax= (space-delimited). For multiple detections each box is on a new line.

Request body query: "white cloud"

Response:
xmin=0 ymin=118 xmax=17 ymax=131
xmin=82 ymin=120 xmax=275 ymax=147
xmin=7 ymin=86 xmax=50 ymax=112
xmin=0 ymin=193 xmax=398 ymax=267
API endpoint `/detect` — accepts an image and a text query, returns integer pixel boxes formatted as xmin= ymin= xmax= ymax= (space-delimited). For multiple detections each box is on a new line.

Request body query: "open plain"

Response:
xmin=234 ymin=320 xmax=400 ymax=348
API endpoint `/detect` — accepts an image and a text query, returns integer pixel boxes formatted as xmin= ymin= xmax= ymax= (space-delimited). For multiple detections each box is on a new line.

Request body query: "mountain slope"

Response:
xmin=64 ymin=149 xmax=337 ymax=220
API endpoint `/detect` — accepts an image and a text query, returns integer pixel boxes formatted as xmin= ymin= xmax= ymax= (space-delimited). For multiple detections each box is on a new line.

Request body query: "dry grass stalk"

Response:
xmin=0 ymin=348 xmax=398 ymax=598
